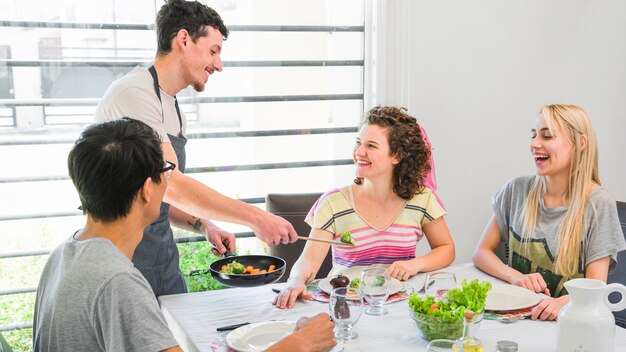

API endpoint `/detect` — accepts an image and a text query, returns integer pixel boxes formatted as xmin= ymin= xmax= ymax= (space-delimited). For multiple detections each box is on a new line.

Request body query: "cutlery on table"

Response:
xmin=216 ymin=316 xmax=286 ymax=332
xmin=497 ymin=316 xmax=522 ymax=324
xmin=216 ymin=322 xmax=250 ymax=331
xmin=297 ymin=236 xmax=354 ymax=246
xmin=417 ymin=279 xmax=435 ymax=294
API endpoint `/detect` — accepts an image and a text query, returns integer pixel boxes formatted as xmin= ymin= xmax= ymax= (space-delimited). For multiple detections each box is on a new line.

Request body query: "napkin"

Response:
xmin=307 ymin=280 xmax=410 ymax=304
xmin=484 ymin=306 xmax=535 ymax=321
xmin=211 ymin=332 xmax=236 ymax=352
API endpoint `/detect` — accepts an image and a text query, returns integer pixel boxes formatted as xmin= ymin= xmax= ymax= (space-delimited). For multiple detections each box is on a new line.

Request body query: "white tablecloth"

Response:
xmin=158 ymin=263 xmax=626 ymax=351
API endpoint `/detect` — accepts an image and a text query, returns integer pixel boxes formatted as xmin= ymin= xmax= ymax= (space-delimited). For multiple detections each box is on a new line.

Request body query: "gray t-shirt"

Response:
xmin=95 ymin=67 xmax=186 ymax=143
xmin=492 ymin=175 xmax=626 ymax=296
xmin=33 ymin=235 xmax=179 ymax=351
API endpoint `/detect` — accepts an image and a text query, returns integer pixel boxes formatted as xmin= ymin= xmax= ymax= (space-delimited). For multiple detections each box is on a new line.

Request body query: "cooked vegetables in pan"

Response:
xmin=220 ymin=260 xmax=276 ymax=275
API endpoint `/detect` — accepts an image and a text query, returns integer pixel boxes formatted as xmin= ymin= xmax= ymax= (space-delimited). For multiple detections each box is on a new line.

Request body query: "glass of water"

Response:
xmin=360 ymin=268 xmax=391 ymax=315
xmin=329 ymin=287 xmax=363 ymax=340
xmin=425 ymin=272 xmax=457 ymax=300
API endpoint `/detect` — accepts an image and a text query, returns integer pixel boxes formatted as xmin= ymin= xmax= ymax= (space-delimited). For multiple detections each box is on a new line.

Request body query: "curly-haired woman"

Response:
xmin=273 ymin=106 xmax=455 ymax=309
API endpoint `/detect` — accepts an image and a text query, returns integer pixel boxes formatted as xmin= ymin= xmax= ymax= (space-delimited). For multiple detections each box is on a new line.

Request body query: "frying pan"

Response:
xmin=191 ymin=251 xmax=286 ymax=288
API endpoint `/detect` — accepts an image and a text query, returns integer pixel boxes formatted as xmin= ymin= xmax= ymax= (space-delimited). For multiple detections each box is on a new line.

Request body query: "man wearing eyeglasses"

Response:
xmin=95 ymin=0 xmax=298 ymax=297
xmin=33 ymin=118 xmax=335 ymax=352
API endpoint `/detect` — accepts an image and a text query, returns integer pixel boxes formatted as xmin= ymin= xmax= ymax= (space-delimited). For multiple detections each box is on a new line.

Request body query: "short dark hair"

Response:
xmin=359 ymin=106 xmax=431 ymax=200
xmin=68 ymin=118 xmax=164 ymax=222
xmin=156 ymin=0 xmax=229 ymax=56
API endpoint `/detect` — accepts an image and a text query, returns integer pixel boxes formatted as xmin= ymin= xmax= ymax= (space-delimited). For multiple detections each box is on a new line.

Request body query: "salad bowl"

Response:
xmin=409 ymin=308 xmax=483 ymax=341
xmin=407 ymin=279 xmax=491 ymax=341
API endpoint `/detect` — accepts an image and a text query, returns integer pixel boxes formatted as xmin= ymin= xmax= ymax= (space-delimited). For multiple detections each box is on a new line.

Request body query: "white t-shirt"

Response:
xmin=95 ymin=67 xmax=186 ymax=142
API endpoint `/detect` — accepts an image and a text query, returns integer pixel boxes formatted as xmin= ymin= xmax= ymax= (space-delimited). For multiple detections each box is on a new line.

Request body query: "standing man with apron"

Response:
xmin=95 ymin=0 xmax=298 ymax=296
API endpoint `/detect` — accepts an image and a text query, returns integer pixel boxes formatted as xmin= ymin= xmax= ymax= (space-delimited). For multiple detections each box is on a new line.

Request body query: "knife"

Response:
xmin=216 ymin=322 xmax=250 ymax=331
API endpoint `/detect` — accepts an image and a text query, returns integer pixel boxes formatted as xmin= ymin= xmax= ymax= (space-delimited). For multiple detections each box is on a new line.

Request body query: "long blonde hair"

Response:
xmin=521 ymin=104 xmax=600 ymax=277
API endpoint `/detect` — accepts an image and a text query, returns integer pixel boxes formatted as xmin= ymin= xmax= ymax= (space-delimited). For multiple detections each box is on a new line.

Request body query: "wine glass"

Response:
xmin=329 ymin=287 xmax=364 ymax=341
xmin=360 ymin=268 xmax=391 ymax=315
xmin=426 ymin=339 xmax=463 ymax=352
xmin=425 ymin=272 xmax=457 ymax=300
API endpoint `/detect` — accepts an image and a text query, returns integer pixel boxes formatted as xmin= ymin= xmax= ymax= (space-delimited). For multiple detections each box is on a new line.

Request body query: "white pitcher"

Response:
xmin=557 ymin=278 xmax=626 ymax=352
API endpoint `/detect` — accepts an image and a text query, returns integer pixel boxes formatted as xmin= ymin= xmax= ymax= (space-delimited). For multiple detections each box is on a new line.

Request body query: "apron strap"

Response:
xmin=148 ymin=65 xmax=183 ymax=137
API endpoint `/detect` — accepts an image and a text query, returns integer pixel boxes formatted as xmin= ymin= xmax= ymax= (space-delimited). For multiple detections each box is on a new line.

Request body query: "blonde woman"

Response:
xmin=472 ymin=104 xmax=626 ymax=321
xmin=273 ymin=106 xmax=455 ymax=309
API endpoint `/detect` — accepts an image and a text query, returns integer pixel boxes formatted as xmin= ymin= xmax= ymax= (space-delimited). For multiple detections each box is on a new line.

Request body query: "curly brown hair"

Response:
xmin=355 ymin=106 xmax=431 ymax=200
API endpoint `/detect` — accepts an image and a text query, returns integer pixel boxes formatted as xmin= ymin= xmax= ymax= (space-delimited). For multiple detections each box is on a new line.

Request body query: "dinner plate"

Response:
xmin=485 ymin=284 xmax=541 ymax=311
xmin=226 ymin=321 xmax=296 ymax=352
xmin=318 ymin=270 xmax=403 ymax=295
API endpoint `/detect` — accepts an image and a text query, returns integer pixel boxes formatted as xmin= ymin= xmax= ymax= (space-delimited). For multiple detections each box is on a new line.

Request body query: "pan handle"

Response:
xmin=188 ymin=249 xmax=235 ymax=277
xmin=211 ymin=243 xmax=235 ymax=258
xmin=188 ymin=268 xmax=209 ymax=276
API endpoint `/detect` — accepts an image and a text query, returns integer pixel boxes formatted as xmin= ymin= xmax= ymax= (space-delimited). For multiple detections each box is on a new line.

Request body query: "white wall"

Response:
xmin=376 ymin=0 xmax=626 ymax=262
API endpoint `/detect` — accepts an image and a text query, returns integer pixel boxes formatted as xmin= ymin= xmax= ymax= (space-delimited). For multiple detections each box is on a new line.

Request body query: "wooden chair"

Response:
xmin=608 ymin=200 xmax=626 ymax=328
xmin=265 ymin=193 xmax=333 ymax=283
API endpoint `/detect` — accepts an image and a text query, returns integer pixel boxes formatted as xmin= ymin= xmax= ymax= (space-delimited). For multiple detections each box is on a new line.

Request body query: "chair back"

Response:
xmin=266 ymin=193 xmax=333 ymax=282
xmin=608 ymin=200 xmax=626 ymax=328
xmin=0 ymin=331 xmax=13 ymax=352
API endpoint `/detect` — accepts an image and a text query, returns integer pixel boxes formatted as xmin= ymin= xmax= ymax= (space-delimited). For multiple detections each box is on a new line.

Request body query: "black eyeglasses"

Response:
xmin=162 ymin=161 xmax=176 ymax=180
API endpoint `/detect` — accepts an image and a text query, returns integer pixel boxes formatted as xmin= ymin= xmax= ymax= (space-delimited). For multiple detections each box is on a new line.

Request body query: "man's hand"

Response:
xmin=511 ymin=272 xmax=550 ymax=296
xmin=267 ymin=313 xmax=336 ymax=352
xmin=203 ymin=222 xmax=236 ymax=256
xmin=251 ymin=212 xmax=298 ymax=247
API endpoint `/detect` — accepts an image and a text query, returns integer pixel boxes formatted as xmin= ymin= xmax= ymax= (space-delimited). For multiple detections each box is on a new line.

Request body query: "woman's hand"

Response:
xmin=388 ymin=260 xmax=419 ymax=281
xmin=531 ymin=295 xmax=569 ymax=321
xmin=272 ymin=280 xmax=313 ymax=309
xmin=510 ymin=272 xmax=550 ymax=296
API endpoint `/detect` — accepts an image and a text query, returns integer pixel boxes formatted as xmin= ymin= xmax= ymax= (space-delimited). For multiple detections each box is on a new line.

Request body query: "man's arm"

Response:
xmin=169 ymin=206 xmax=235 ymax=255
xmin=266 ymin=313 xmax=336 ymax=352
xmin=162 ymin=142 xmax=297 ymax=246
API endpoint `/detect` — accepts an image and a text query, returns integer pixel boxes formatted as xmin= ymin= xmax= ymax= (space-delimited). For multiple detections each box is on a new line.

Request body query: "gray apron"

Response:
xmin=132 ymin=66 xmax=188 ymax=296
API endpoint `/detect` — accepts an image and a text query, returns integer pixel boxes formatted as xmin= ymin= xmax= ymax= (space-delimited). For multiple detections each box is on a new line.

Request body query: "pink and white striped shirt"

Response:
xmin=305 ymin=186 xmax=446 ymax=269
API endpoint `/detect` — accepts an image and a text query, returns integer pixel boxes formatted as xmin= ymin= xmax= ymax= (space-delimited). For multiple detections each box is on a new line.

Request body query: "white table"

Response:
xmin=158 ymin=263 xmax=626 ymax=351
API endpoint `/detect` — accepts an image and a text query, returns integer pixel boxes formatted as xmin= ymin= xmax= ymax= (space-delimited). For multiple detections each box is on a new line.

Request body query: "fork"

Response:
xmin=417 ymin=279 xmax=435 ymax=294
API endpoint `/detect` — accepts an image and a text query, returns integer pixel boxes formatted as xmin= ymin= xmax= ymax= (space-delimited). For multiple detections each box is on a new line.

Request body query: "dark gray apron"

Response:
xmin=132 ymin=66 xmax=188 ymax=296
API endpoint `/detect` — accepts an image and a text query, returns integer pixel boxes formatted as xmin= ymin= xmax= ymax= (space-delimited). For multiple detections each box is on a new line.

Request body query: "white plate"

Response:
xmin=226 ymin=321 xmax=296 ymax=352
xmin=485 ymin=284 xmax=542 ymax=311
xmin=318 ymin=270 xmax=403 ymax=295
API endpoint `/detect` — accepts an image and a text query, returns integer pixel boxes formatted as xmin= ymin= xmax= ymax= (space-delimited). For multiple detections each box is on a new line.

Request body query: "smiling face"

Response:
xmin=183 ymin=26 xmax=223 ymax=92
xmin=530 ymin=115 xmax=575 ymax=178
xmin=353 ymin=123 xmax=399 ymax=181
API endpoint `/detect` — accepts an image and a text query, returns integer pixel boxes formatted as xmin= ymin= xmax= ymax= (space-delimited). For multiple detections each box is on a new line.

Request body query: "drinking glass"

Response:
xmin=425 ymin=272 xmax=457 ymax=300
xmin=329 ymin=287 xmax=364 ymax=341
xmin=360 ymin=268 xmax=391 ymax=315
xmin=426 ymin=339 xmax=463 ymax=352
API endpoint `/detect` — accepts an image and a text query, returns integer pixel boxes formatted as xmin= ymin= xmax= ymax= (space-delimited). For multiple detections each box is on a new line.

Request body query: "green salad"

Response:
xmin=408 ymin=279 xmax=491 ymax=341
xmin=349 ymin=278 xmax=361 ymax=288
